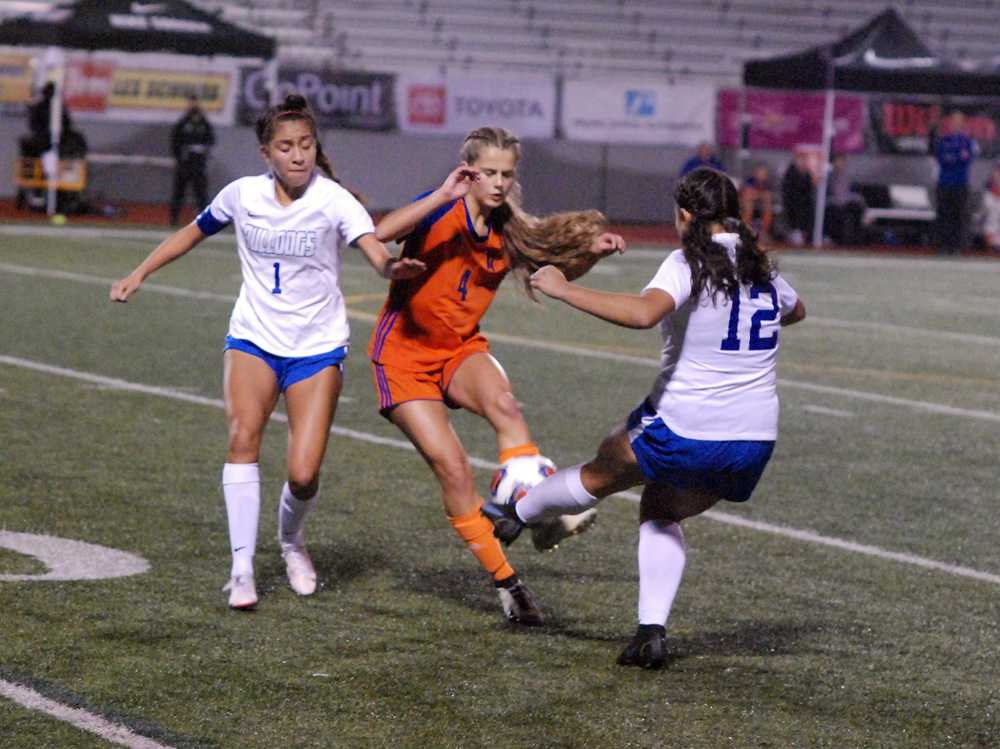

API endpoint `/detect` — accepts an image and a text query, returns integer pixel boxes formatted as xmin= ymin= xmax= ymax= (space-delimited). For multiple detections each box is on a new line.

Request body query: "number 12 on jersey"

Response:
xmin=720 ymin=283 xmax=779 ymax=351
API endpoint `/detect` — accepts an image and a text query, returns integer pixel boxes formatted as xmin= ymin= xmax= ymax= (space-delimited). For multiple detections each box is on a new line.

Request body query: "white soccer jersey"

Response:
xmin=197 ymin=172 xmax=375 ymax=357
xmin=642 ymin=234 xmax=798 ymax=441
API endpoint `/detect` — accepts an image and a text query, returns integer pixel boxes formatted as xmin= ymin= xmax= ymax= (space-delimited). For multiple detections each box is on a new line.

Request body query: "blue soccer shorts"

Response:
xmin=626 ymin=399 xmax=775 ymax=503
xmin=224 ymin=336 xmax=347 ymax=393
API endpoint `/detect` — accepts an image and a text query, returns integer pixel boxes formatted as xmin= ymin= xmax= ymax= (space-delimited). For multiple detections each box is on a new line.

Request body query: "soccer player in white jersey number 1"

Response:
xmin=487 ymin=167 xmax=806 ymax=668
xmin=110 ymin=94 xmax=425 ymax=610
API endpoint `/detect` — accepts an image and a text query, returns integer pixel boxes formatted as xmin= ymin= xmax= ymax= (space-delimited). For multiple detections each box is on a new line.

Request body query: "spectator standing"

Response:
xmin=170 ymin=95 xmax=215 ymax=225
xmin=679 ymin=142 xmax=723 ymax=177
xmin=824 ymin=154 xmax=866 ymax=246
xmin=781 ymin=148 xmax=816 ymax=246
xmin=932 ymin=110 xmax=976 ymax=255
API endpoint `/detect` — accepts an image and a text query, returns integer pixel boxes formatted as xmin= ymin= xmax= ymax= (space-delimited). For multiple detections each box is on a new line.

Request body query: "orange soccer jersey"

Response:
xmin=368 ymin=197 xmax=509 ymax=374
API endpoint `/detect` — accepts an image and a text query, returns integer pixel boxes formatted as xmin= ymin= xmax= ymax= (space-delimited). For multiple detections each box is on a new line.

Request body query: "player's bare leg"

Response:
xmin=279 ymin=365 xmax=343 ymax=596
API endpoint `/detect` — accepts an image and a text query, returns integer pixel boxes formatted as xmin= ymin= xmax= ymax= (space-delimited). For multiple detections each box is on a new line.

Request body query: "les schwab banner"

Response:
xmin=61 ymin=54 xmax=236 ymax=124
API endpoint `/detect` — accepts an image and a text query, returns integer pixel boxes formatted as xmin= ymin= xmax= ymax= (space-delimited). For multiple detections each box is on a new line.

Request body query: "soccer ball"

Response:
xmin=489 ymin=455 xmax=557 ymax=507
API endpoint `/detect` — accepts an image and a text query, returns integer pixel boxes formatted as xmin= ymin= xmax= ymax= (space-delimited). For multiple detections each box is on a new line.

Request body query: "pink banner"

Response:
xmin=718 ymin=89 xmax=865 ymax=153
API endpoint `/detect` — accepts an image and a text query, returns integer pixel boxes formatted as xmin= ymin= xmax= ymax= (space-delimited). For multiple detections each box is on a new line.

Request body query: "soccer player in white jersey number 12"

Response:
xmin=110 ymin=94 xmax=424 ymax=610
xmin=487 ymin=167 xmax=806 ymax=668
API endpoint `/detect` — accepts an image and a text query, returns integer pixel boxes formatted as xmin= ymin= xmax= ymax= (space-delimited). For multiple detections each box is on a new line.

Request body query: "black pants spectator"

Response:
xmin=170 ymin=157 xmax=208 ymax=225
xmin=935 ymin=185 xmax=968 ymax=254
xmin=825 ymin=201 xmax=864 ymax=246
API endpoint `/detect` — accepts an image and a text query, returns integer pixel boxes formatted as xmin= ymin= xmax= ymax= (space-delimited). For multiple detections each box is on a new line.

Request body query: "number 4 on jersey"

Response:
xmin=721 ymin=282 xmax=779 ymax=351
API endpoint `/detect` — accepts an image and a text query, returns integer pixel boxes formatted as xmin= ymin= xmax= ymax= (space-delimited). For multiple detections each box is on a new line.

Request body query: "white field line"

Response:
xmin=6 ymin=223 xmax=1000 ymax=272
xmin=5 ymin=228 xmax=1000 ymax=344
xmin=801 ymin=405 xmax=855 ymax=418
xmin=0 ymin=679 xmax=175 ymax=749
xmin=2 ymin=262 xmax=999 ymax=423
xmin=2 ymin=353 xmax=999 ymax=589
xmin=626 ymin=246 xmax=1000 ymax=272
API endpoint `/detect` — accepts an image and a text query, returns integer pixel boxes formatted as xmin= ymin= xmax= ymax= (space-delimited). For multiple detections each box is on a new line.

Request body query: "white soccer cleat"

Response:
xmin=530 ymin=508 xmax=598 ymax=552
xmin=223 ymin=574 xmax=258 ymax=610
xmin=282 ymin=546 xmax=317 ymax=596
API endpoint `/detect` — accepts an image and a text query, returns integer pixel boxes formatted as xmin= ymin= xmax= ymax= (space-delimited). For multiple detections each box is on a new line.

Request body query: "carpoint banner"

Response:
xmin=561 ymin=79 xmax=715 ymax=146
xmin=239 ymin=67 xmax=395 ymax=131
xmin=397 ymin=74 xmax=556 ymax=139
xmin=717 ymin=89 xmax=865 ymax=153
xmin=870 ymin=98 xmax=1000 ymax=158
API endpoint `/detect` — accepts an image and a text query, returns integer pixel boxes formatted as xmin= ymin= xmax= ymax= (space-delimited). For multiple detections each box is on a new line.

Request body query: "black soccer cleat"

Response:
xmin=616 ymin=624 xmax=668 ymax=669
xmin=481 ymin=500 xmax=526 ymax=546
xmin=495 ymin=576 xmax=544 ymax=626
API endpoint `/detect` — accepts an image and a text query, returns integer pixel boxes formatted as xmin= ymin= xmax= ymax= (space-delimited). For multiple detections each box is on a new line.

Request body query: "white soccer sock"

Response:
xmin=278 ymin=482 xmax=315 ymax=551
xmin=515 ymin=465 xmax=598 ymax=524
xmin=637 ymin=520 xmax=687 ymax=627
xmin=222 ymin=462 xmax=260 ymax=578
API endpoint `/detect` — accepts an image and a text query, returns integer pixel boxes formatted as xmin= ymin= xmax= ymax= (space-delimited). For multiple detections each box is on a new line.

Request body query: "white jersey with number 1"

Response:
xmin=196 ymin=171 xmax=375 ymax=358
xmin=643 ymin=234 xmax=799 ymax=442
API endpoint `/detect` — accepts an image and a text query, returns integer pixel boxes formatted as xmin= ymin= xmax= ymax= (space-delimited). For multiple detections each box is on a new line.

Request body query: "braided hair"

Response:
xmin=674 ymin=167 xmax=774 ymax=302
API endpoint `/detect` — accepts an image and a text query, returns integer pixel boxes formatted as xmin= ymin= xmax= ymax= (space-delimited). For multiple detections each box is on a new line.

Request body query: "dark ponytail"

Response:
xmin=255 ymin=93 xmax=364 ymax=201
xmin=674 ymin=167 xmax=774 ymax=302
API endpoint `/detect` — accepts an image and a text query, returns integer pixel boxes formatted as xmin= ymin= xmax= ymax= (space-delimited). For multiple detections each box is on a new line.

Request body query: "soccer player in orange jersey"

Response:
xmin=368 ymin=126 xmax=624 ymax=625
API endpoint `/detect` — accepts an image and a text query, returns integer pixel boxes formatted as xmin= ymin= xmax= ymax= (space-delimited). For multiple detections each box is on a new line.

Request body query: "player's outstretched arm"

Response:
xmin=109 ymin=222 xmax=206 ymax=302
xmin=353 ymin=233 xmax=426 ymax=280
xmin=374 ymin=165 xmax=480 ymax=243
xmin=530 ymin=266 xmax=675 ymax=329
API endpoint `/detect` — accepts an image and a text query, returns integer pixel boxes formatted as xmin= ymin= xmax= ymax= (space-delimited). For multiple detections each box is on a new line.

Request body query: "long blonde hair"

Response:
xmin=460 ymin=127 xmax=609 ymax=291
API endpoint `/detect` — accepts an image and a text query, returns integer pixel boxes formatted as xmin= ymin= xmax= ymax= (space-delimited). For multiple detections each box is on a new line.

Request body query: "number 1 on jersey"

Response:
xmin=272 ymin=262 xmax=282 ymax=295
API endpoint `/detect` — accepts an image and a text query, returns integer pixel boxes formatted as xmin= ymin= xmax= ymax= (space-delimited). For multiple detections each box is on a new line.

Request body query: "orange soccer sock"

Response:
xmin=498 ymin=442 xmax=539 ymax=464
xmin=448 ymin=505 xmax=515 ymax=582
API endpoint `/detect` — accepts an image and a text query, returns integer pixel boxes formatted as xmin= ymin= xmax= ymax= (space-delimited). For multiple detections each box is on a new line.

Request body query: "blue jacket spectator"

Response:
xmin=932 ymin=111 xmax=977 ymax=254
xmin=680 ymin=142 xmax=723 ymax=176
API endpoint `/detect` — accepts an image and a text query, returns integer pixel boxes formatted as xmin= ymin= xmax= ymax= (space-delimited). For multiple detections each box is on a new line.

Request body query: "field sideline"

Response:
xmin=1 ymin=224 xmax=998 ymax=747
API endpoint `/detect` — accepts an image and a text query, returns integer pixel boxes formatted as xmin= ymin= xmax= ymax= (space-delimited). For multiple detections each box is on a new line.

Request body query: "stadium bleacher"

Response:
xmin=4 ymin=1 xmax=998 ymax=80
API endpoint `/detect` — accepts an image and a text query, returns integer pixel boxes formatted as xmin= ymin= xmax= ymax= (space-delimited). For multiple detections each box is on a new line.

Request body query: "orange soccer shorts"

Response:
xmin=371 ymin=336 xmax=490 ymax=416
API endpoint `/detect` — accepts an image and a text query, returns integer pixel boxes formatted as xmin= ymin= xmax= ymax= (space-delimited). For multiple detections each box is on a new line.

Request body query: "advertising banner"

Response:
xmin=561 ymin=80 xmax=715 ymax=146
xmin=106 ymin=68 xmax=229 ymax=111
xmin=397 ymin=74 xmax=556 ymax=138
xmin=717 ymin=89 xmax=865 ymax=153
xmin=61 ymin=52 xmax=238 ymax=124
xmin=0 ymin=53 xmax=33 ymax=105
xmin=239 ymin=67 xmax=395 ymax=131
xmin=870 ymin=98 xmax=1000 ymax=158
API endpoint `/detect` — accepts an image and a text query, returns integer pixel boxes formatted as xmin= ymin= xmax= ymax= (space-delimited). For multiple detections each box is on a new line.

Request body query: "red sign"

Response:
xmin=65 ymin=59 xmax=114 ymax=112
xmin=872 ymin=99 xmax=998 ymax=156
xmin=407 ymin=85 xmax=445 ymax=126
xmin=717 ymin=89 xmax=865 ymax=153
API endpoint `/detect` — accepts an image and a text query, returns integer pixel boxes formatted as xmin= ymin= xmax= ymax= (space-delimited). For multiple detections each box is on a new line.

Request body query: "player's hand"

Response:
xmin=529 ymin=265 xmax=569 ymax=299
xmin=109 ymin=273 xmax=142 ymax=302
xmin=384 ymin=257 xmax=426 ymax=280
xmin=588 ymin=232 xmax=625 ymax=256
xmin=438 ymin=164 xmax=480 ymax=201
